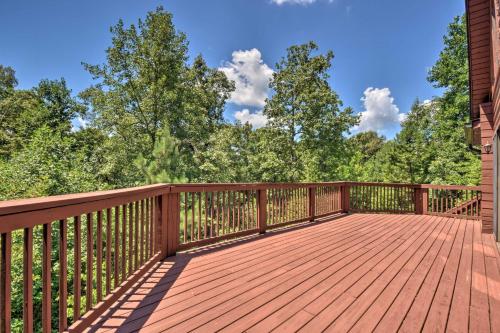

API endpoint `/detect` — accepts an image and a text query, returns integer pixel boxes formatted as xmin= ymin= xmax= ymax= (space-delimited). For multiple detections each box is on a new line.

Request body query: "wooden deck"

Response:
xmin=89 ymin=213 xmax=500 ymax=333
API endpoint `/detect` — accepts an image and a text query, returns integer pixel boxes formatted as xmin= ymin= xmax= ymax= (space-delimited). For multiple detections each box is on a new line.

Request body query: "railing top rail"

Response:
xmin=419 ymin=184 xmax=482 ymax=191
xmin=0 ymin=181 xmax=481 ymax=219
xmin=0 ymin=184 xmax=170 ymax=216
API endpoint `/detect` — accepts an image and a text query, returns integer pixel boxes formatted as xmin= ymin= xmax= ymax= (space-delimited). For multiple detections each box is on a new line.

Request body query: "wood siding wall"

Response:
xmin=467 ymin=0 xmax=493 ymax=121
xmin=481 ymin=102 xmax=494 ymax=233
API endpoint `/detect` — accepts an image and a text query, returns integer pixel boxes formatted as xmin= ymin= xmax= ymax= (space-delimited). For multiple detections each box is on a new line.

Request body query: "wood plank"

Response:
xmin=446 ymin=220 xmax=474 ymax=333
xmin=482 ymin=234 xmax=500 ymax=333
xmin=469 ymin=221 xmax=491 ymax=333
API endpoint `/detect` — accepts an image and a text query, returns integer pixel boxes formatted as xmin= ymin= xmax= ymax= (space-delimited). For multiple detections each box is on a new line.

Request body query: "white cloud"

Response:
xmin=219 ymin=48 xmax=273 ymax=108
xmin=234 ymin=109 xmax=269 ymax=129
xmin=353 ymin=87 xmax=406 ymax=135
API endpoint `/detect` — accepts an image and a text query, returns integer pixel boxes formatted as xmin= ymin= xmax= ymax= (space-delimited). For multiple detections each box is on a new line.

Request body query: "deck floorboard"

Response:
xmin=89 ymin=214 xmax=500 ymax=333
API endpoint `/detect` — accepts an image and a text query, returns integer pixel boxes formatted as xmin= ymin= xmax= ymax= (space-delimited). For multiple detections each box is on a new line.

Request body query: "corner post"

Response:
xmin=309 ymin=186 xmax=316 ymax=222
xmin=341 ymin=183 xmax=350 ymax=213
xmin=156 ymin=188 xmax=179 ymax=259
xmin=257 ymin=188 xmax=267 ymax=234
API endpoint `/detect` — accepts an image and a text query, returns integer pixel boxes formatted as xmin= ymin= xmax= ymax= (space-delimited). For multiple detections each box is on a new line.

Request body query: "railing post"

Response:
xmin=341 ymin=184 xmax=350 ymax=213
xmin=157 ymin=189 xmax=179 ymax=259
xmin=257 ymin=188 xmax=267 ymax=234
xmin=309 ymin=186 xmax=316 ymax=222
xmin=414 ymin=187 xmax=428 ymax=215
xmin=166 ymin=192 xmax=180 ymax=257
xmin=422 ymin=188 xmax=428 ymax=215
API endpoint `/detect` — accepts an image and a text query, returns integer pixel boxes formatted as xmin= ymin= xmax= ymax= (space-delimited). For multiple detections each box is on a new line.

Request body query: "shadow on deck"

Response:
xmin=89 ymin=213 xmax=500 ymax=333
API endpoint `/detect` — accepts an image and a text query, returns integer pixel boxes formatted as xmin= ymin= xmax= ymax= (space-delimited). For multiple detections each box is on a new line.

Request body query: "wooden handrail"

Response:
xmin=0 ymin=181 xmax=482 ymax=332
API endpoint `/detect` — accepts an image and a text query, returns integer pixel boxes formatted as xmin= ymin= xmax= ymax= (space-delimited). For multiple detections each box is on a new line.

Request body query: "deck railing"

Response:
xmin=0 ymin=181 xmax=481 ymax=332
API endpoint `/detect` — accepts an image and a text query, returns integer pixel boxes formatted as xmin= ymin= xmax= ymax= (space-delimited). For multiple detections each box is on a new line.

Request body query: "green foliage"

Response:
xmin=135 ymin=126 xmax=186 ymax=184
xmin=264 ymin=41 xmax=358 ymax=181
xmin=0 ymin=126 xmax=105 ymax=200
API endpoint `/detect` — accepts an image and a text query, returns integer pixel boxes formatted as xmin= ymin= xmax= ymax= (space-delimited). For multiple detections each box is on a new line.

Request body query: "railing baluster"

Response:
xmin=23 ymin=227 xmax=33 ymax=333
xmin=59 ymin=219 xmax=68 ymax=331
xmin=86 ymin=213 xmax=93 ymax=312
xmin=121 ymin=205 xmax=126 ymax=282
xmin=73 ymin=216 xmax=81 ymax=321
xmin=42 ymin=223 xmax=51 ymax=333
xmin=1 ymin=232 xmax=11 ymax=333
xmin=134 ymin=201 xmax=139 ymax=270
xmin=106 ymin=208 xmax=112 ymax=295
xmin=140 ymin=200 xmax=145 ymax=266
xmin=114 ymin=207 xmax=119 ymax=289
xmin=96 ymin=211 xmax=103 ymax=303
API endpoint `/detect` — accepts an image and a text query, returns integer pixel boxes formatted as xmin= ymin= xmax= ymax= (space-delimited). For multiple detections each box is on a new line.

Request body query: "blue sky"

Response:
xmin=0 ymin=0 xmax=465 ymax=138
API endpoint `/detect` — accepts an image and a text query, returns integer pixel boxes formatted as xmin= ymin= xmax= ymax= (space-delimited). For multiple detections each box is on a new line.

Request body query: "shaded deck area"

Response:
xmin=89 ymin=213 xmax=500 ymax=332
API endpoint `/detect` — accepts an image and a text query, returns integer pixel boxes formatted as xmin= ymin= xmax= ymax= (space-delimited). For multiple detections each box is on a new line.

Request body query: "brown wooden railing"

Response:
xmin=0 ymin=181 xmax=481 ymax=332
xmin=348 ymin=182 xmax=416 ymax=214
xmin=423 ymin=184 xmax=482 ymax=220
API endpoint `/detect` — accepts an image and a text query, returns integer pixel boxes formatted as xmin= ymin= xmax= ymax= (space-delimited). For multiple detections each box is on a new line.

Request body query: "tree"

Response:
xmin=80 ymin=7 xmax=233 ymax=184
xmin=426 ymin=15 xmax=480 ymax=185
xmin=134 ymin=126 xmax=186 ymax=184
xmin=0 ymin=73 xmax=84 ymax=158
xmin=264 ymin=41 xmax=358 ymax=181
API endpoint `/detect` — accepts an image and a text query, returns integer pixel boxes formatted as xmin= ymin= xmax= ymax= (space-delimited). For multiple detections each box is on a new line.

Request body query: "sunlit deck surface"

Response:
xmin=90 ymin=213 xmax=500 ymax=333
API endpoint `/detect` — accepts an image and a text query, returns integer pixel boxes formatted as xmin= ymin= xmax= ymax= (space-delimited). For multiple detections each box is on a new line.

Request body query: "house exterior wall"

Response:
xmin=467 ymin=0 xmax=500 ymax=234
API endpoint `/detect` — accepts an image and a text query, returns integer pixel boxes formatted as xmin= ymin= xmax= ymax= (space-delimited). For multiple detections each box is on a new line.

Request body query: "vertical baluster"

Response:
xmin=238 ymin=191 xmax=243 ymax=230
xmin=226 ymin=191 xmax=231 ymax=233
xmin=114 ymin=207 xmax=119 ymax=289
xmin=59 ymin=219 xmax=68 ymax=331
xmin=184 ymin=194 xmax=188 ymax=242
xmin=140 ymin=200 xmax=145 ymax=266
xmin=204 ymin=193 xmax=208 ymax=238
xmin=269 ymin=189 xmax=273 ymax=225
xmin=23 ymin=227 xmax=33 ymax=333
xmin=106 ymin=208 xmax=112 ymax=296
xmin=134 ymin=202 xmax=139 ymax=270
xmin=121 ymin=205 xmax=126 ymax=282
xmin=95 ymin=211 xmax=102 ymax=303
xmin=191 ymin=193 xmax=195 ymax=240
xmin=198 ymin=192 xmax=202 ymax=240
xmin=145 ymin=200 xmax=150 ymax=261
xmin=1 ymin=232 xmax=11 ymax=333
xmin=215 ymin=192 xmax=220 ymax=237
xmin=73 ymin=216 xmax=81 ymax=321
xmin=42 ymin=223 xmax=51 ymax=333
xmin=246 ymin=191 xmax=251 ymax=227
xmin=150 ymin=197 xmax=154 ymax=256
xmin=128 ymin=203 xmax=134 ymax=276
xmin=210 ymin=193 xmax=215 ymax=238
xmin=251 ymin=191 xmax=256 ymax=227
xmin=231 ymin=192 xmax=236 ymax=232
xmin=86 ymin=213 xmax=93 ymax=312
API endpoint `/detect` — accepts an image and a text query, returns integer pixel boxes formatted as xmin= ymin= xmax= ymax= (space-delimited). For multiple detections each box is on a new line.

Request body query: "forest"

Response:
xmin=0 ymin=7 xmax=481 ymax=331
